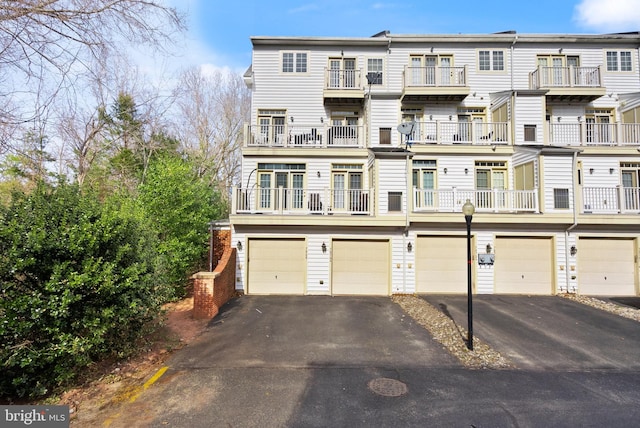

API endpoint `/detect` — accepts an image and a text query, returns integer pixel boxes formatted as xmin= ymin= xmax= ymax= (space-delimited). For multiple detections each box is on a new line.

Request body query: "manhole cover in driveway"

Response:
xmin=368 ymin=378 xmax=408 ymax=397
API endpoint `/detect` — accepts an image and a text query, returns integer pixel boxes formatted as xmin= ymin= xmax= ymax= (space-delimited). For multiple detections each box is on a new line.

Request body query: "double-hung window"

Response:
xmin=606 ymin=51 xmax=632 ymax=72
xmin=478 ymin=50 xmax=504 ymax=71
xmin=282 ymin=52 xmax=308 ymax=73
xmin=367 ymin=58 xmax=383 ymax=84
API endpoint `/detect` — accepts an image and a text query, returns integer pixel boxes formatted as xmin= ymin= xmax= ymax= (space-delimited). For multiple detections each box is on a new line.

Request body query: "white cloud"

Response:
xmin=574 ymin=0 xmax=640 ymax=32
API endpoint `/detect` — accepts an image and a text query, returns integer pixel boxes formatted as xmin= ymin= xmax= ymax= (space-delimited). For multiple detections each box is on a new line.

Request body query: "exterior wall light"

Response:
xmin=237 ymin=241 xmax=243 ymax=251
xmin=610 ymin=168 xmax=615 ymax=174
xmin=444 ymin=167 xmax=448 ymax=174
xmin=570 ymin=245 xmax=577 ymax=256
xmin=407 ymin=242 xmax=413 ymax=252
xmin=589 ymin=168 xmax=594 ymax=174
xmin=486 ymin=243 xmax=492 ymax=254
xmin=464 ymin=168 xmax=469 ymax=174
xmin=321 ymin=242 xmax=327 ymax=253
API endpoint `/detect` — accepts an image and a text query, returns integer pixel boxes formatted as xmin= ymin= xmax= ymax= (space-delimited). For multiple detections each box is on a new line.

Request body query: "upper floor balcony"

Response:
xmin=413 ymin=187 xmax=539 ymax=214
xmin=582 ymin=186 xmax=640 ymax=214
xmin=549 ymin=122 xmax=640 ymax=146
xmin=323 ymin=68 xmax=365 ymax=104
xmin=405 ymin=121 xmax=510 ymax=145
xmin=244 ymin=124 xmax=366 ymax=148
xmin=530 ymin=66 xmax=605 ymax=101
xmin=232 ymin=187 xmax=373 ymax=216
xmin=402 ymin=66 xmax=470 ymax=102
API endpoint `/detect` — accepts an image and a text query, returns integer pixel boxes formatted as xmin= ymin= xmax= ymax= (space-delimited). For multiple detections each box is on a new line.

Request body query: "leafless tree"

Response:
xmin=0 ymin=0 xmax=185 ymax=127
xmin=174 ymin=67 xmax=250 ymax=197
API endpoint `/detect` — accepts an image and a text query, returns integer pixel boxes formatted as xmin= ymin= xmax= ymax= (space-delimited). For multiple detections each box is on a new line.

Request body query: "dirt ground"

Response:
xmin=57 ymin=297 xmax=212 ymax=426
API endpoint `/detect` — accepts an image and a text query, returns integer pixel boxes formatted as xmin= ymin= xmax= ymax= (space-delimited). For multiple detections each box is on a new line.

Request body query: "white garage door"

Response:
xmin=416 ymin=236 xmax=468 ymax=293
xmin=332 ymin=239 xmax=390 ymax=295
xmin=494 ymin=237 xmax=553 ymax=295
xmin=578 ymin=238 xmax=637 ymax=296
xmin=248 ymin=238 xmax=306 ymax=294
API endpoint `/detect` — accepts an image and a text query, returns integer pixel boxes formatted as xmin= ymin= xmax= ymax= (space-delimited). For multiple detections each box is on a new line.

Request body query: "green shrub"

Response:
xmin=137 ymin=154 xmax=226 ymax=298
xmin=0 ymin=182 xmax=160 ymax=399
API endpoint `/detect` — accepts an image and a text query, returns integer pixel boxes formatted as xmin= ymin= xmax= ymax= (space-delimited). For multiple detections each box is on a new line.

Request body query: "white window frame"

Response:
xmin=367 ymin=58 xmax=383 ymax=84
xmin=282 ymin=51 xmax=308 ymax=73
xmin=478 ymin=50 xmax=505 ymax=71
xmin=606 ymin=50 xmax=633 ymax=72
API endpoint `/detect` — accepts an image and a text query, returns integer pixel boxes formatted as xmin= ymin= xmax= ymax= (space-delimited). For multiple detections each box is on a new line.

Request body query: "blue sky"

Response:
xmin=172 ymin=0 xmax=640 ymax=73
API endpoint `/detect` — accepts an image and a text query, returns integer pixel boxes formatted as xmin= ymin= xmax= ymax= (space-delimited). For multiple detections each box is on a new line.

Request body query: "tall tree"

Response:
xmin=174 ymin=67 xmax=250 ymax=198
xmin=0 ymin=0 xmax=185 ymax=127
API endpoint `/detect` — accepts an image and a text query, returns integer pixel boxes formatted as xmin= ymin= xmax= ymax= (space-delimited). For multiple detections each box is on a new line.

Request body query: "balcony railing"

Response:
xmin=413 ymin=188 xmax=539 ymax=213
xmin=404 ymin=121 xmax=509 ymax=145
xmin=549 ymin=123 xmax=640 ymax=146
xmin=530 ymin=66 xmax=602 ymax=89
xmin=232 ymin=187 xmax=373 ymax=215
xmin=324 ymin=68 xmax=363 ymax=90
xmin=404 ymin=66 xmax=467 ymax=87
xmin=582 ymin=186 xmax=640 ymax=213
xmin=245 ymin=124 xmax=365 ymax=148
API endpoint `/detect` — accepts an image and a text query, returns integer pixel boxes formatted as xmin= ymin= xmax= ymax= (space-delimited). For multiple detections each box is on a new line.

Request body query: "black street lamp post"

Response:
xmin=462 ymin=199 xmax=475 ymax=351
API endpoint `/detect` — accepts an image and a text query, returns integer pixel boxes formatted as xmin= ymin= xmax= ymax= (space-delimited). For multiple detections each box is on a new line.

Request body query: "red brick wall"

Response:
xmin=193 ymin=228 xmax=236 ymax=319
xmin=210 ymin=229 xmax=231 ymax=270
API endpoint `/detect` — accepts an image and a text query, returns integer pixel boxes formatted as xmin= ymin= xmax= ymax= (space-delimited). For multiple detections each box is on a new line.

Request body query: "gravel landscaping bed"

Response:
xmin=560 ymin=293 xmax=640 ymax=323
xmin=394 ymin=293 xmax=640 ymax=371
xmin=392 ymin=295 xmax=514 ymax=370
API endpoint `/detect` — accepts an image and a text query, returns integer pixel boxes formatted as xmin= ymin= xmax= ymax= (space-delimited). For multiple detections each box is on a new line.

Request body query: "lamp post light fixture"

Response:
xmin=462 ymin=199 xmax=475 ymax=351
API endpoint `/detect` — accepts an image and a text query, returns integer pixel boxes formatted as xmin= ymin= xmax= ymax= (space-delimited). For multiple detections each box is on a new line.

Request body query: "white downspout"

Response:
xmin=511 ymin=35 xmax=518 ymax=90
xmin=564 ymin=150 xmax=579 ymax=293
xmin=403 ymin=150 xmax=411 ymax=293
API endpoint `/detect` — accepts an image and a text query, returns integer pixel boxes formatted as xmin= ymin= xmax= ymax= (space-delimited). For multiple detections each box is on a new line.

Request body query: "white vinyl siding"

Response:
xmin=542 ymin=156 xmax=574 ymax=213
xmin=378 ymin=158 xmax=407 ymax=214
xmin=514 ymin=95 xmax=544 ymax=144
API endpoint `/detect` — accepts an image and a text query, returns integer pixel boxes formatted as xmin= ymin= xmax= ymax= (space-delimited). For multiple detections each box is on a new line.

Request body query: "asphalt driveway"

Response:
xmin=94 ymin=295 xmax=640 ymax=427
xmin=170 ymin=296 xmax=458 ymax=369
xmin=422 ymin=294 xmax=640 ymax=371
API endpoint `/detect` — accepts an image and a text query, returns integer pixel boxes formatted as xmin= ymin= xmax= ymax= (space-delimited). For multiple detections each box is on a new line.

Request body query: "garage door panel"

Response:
xmin=248 ymin=239 xmax=305 ymax=295
xmin=416 ymin=236 xmax=467 ymax=293
xmin=495 ymin=237 xmax=553 ymax=295
xmin=578 ymin=238 xmax=636 ymax=296
xmin=332 ymin=240 xmax=389 ymax=295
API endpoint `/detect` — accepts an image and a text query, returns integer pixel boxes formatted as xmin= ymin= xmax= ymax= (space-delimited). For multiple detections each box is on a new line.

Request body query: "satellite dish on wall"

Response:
xmin=397 ymin=121 xmax=415 ymax=135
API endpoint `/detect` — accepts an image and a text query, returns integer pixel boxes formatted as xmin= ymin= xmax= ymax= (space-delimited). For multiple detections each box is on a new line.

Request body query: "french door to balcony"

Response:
xmin=259 ymin=171 xmax=304 ymax=211
xmin=586 ymin=115 xmax=611 ymax=144
xmin=622 ymin=168 xmax=640 ymax=210
xmin=329 ymin=58 xmax=356 ymax=88
xmin=333 ymin=172 xmax=362 ymax=211
xmin=476 ymin=169 xmax=506 ymax=209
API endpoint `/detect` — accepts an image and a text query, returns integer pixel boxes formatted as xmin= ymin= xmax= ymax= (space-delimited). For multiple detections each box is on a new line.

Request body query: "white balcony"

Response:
xmin=582 ymin=186 xmax=640 ymax=213
xmin=404 ymin=121 xmax=510 ymax=145
xmin=413 ymin=188 xmax=539 ymax=213
xmin=549 ymin=123 xmax=640 ymax=146
xmin=245 ymin=124 xmax=365 ymax=148
xmin=529 ymin=66 xmax=604 ymax=101
xmin=232 ymin=187 xmax=373 ymax=215
xmin=402 ymin=66 xmax=469 ymax=102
